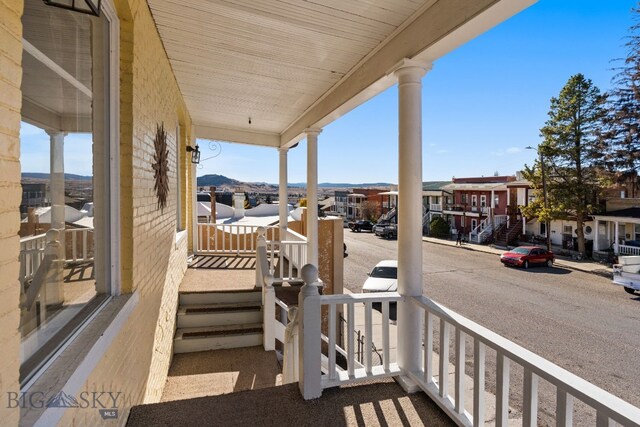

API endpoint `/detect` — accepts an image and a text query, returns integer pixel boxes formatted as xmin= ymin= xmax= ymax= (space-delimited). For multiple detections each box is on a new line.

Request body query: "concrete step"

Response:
xmin=174 ymin=323 xmax=263 ymax=353
xmin=179 ymin=289 xmax=261 ymax=305
xmin=177 ymin=302 xmax=262 ymax=328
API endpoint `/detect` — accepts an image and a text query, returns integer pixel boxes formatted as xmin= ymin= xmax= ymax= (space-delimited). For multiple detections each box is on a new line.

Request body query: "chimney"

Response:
xmin=210 ymin=186 xmax=216 ymax=223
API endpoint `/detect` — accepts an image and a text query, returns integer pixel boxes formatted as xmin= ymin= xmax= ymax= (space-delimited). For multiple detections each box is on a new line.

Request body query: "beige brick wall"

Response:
xmin=1 ymin=0 xmax=194 ymax=424
xmin=0 ymin=0 xmax=23 ymax=424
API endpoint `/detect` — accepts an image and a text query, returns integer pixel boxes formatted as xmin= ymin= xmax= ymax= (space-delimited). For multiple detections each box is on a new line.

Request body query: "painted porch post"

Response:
xmin=614 ymin=220 xmax=620 ymax=254
xmin=46 ymin=131 xmax=66 ymax=305
xmin=279 ymin=147 xmax=289 ymax=240
xmin=47 ymin=131 xmax=66 ymax=236
xmin=394 ymin=58 xmax=430 ymax=391
xmin=298 ymin=264 xmax=322 ymax=399
xmin=593 ymin=218 xmax=599 ymax=252
xmin=305 ymin=128 xmax=321 ymax=267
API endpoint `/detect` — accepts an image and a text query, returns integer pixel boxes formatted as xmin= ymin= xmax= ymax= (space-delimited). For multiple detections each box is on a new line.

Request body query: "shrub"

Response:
xmin=430 ymin=216 xmax=450 ymax=238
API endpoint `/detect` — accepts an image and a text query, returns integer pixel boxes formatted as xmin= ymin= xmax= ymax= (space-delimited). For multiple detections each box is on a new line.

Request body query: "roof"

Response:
xmin=506 ymin=180 xmax=532 ymax=188
xmin=442 ymin=182 xmax=508 ymax=191
xmin=593 ymin=208 xmax=640 ymax=219
xmin=422 ymin=181 xmax=452 ymax=191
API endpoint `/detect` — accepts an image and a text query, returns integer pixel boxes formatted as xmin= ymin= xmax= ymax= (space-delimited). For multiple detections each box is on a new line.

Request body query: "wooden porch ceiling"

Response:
xmin=148 ymin=0 xmax=537 ymax=148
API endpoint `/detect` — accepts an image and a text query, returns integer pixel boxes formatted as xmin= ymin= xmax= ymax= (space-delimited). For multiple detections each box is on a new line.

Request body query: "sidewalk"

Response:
xmin=422 ymin=236 xmax=613 ymax=278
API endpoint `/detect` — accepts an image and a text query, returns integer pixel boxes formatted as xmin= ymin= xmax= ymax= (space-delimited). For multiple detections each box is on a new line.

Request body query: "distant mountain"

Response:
xmin=197 ymin=174 xmax=241 ymax=187
xmin=22 ymin=172 xmax=92 ymax=181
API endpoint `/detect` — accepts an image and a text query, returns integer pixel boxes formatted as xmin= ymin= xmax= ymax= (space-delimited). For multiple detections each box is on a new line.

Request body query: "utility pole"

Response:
xmin=539 ymin=151 xmax=551 ymax=251
xmin=526 ymin=146 xmax=551 ymax=251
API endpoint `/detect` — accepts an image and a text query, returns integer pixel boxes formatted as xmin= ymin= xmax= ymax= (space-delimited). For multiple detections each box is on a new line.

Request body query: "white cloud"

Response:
xmin=506 ymin=147 xmax=521 ymax=154
xmin=436 ymin=149 xmax=448 ymax=154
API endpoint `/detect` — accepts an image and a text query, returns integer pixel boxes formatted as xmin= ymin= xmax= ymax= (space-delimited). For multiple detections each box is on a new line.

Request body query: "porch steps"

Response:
xmin=174 ymin=290 xmax=263 ymax=354
xmin=174 ymin=323 xmax=263 ymax=353
xmin=177 ymin=302 xmax=262 ymax=328
xmin=179 ymin=289 xmax=261 ymax=305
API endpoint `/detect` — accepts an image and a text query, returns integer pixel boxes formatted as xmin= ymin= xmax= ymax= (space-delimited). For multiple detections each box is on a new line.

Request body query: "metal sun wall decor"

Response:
xmin=153 ymin=123 xmax=170 ymax=210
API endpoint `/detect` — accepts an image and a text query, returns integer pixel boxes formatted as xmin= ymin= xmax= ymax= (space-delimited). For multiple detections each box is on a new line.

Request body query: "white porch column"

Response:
xmin=47 ymin=130 xmax=66 ymax=305
xmin=279 ymin=147 xmax=289 ymax=239
xmin=593 ymin=219 xmax=599 ymax=252
xmin=394 ymin=59 xmax=430 ymax=390
xmin=305 ymin=128 xmax=321 ymax=267
xmin=614 ymin=220 xmax=620 ymax=254
xmin=47 ymin=131 xmax=66 ymax=233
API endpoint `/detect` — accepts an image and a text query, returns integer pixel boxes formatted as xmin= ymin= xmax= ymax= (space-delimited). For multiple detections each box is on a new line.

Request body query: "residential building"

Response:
xmin=593 ymin=197 xmax=640 ymax=257
xmin=2 ymin=1 xmax=637 ymax=426
xmin=442 ymin=176 xmax=514 ymax=242
xmin=20 ymin=183 xmax=49 ymax=217
xmin=333 ymin=190 xmax=348 ymax=218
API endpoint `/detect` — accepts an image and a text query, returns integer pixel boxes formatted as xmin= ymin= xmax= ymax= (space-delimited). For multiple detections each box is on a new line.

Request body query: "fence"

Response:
xmin=619 ymin=244 xmax=640 ymax=256
xmin=197 ymin=223 xmax=277 ymax=255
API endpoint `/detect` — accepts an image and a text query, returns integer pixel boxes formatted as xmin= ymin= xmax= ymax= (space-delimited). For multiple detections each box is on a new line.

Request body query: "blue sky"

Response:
xmin=20 ymin=1 xmax=638 ymax=183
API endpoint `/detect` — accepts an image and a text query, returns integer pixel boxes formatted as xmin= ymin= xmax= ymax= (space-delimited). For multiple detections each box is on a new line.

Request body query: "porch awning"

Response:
xmin=147 ymin=0 xmax=537 ymax=148
xmin=593 ymin=208 xmax=640 ymax=223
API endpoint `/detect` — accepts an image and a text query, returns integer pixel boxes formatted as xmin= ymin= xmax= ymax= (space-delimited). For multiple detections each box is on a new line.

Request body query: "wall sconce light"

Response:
xmin=186 ymin=145 xmax=201 ymax=164
xmin=43 ymin=0 xmax=101 ymax=16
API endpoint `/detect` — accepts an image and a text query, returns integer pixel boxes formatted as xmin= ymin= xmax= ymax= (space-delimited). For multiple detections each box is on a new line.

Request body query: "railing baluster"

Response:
xmin=72 ymin=230 xmax=77 ymax=261
xmin=279 ymin=243 xmax=285 ymax=278
xmin=382 ymin=300 xmax=390 ymax=371
xmin=595 ymin=411 xmax=611 ymax=427
xmin=495 ymin=352 xmax=510 ymax=427
xmin=83 ymin=229 xmax=88 ymax=260
xmin=425 ymin=312 xmax=433 ymax=384
xmin=328 ymin=304 xmax=336 ymax=380
xmin=523 ymin=369 xmax=539 ymax=427
xmin=288 ymin=243 xmax=294 ymax=279
xmin=455 ymin=328 xmax=465 ymax=414
xmin=347 ymin=303 xmax=355 ymax=377
xmin=206 ymin=224 xmax=210 ymax=252
xmin=473 ymin=339 xmax=486 ymax=427
xmin=236 ymin=226 xmax=241 ymax=255
xmin=556 ymin=389 xmax=573 ymax=427
xmin=439 ymin=318 xmax=450 ymax=398
xmin=365 ymin=301 xmax=372 ymax=374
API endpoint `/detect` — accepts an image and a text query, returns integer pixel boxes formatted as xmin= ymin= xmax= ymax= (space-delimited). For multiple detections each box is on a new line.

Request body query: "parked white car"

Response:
xmin=362 ymin=260 xmax=397 ymax=292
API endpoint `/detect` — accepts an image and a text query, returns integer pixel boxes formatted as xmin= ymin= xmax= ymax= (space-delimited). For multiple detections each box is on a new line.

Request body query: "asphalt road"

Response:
xmin=343 ymin=230 xmax=640 ymax=425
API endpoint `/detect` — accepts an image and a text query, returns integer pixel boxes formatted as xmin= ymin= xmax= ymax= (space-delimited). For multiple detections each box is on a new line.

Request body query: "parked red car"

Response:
xmin=500 ymin=246 xmax=554 ymax=269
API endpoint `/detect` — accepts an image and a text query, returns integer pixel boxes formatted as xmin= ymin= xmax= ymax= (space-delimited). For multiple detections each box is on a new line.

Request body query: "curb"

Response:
xmin=422 ymin=237 xmax=612 ymax=278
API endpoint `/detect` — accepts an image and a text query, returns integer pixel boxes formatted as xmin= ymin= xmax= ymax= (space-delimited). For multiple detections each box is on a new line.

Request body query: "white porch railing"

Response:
xmin=408 ymin=296 xmax=640 ymax=427
xmin=319 ymin=292 xmax=402 ymax=389
xmin=429 ymin=203 xmax=442 ymax=212
xmin=619 ymin=244 xmax=640 ymax=256
xmin=65 ymin=227 xmax=94 ymax=263
xmin=266 ymin=240 xmax=308 ymax=282
xmin=19 ymin=233 xmax=47 ymax=287
xmin=197 ymin=223 xmax=277 ymax=255
xmin=293 ymin=264 xmax=640 ymax=426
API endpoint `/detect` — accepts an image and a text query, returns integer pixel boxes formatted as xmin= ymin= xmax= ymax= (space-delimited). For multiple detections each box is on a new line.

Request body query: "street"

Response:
xmin=343 ymin=230 xmax=640 ymax=425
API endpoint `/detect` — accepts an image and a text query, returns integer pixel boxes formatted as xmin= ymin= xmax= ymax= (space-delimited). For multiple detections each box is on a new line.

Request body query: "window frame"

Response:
xmin=20 ymin=0 xmax=121 ymax=390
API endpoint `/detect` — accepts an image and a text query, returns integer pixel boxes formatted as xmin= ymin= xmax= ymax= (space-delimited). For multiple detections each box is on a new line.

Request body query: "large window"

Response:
xmin=19 ymin=1 xmax=118 ymax=385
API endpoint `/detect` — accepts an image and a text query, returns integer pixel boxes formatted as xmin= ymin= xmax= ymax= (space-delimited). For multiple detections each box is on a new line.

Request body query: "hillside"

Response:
xmin=22 ymin=172 xmax=92 ymax=181
xmin=197 ymin=174 xmax=241 ymax=187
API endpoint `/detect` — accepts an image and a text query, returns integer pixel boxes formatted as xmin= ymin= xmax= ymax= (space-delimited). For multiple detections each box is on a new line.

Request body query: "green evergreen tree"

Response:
xmin=522 ymin=74 xmax=606 ymax=255
xmin=602 ymin=4 xmax=640 ymax=196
